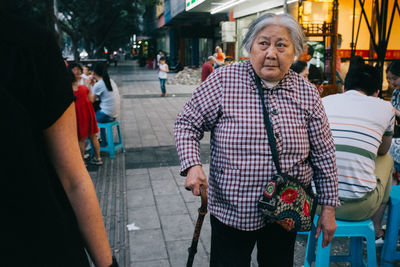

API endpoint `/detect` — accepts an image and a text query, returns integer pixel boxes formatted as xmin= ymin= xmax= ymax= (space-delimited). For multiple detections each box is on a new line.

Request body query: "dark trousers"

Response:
xmin=95 ymin=110 xmax=115 ymax=145
xmin=210 ymin=215 xmax=297 ymax=267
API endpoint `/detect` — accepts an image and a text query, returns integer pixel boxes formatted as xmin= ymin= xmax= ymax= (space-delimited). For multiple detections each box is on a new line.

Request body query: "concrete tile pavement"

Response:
xmin=107 ymin=62 xmax=214 ymax=266
xmin=91 ymin=61 xmax=366 ymax=266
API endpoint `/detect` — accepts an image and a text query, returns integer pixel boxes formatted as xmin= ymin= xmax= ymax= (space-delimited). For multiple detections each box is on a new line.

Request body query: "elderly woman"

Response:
xmin=174 ymin=13 xmax=339 ymax=266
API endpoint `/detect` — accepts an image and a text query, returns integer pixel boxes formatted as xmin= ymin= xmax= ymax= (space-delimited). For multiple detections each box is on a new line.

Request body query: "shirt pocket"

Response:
xmin=209 ymin=166 xmax=241 ymax=209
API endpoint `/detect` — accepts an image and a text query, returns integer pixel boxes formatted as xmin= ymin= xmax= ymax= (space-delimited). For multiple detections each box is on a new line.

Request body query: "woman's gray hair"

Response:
xmin=242 ymin=13 xmax=305 ymax=57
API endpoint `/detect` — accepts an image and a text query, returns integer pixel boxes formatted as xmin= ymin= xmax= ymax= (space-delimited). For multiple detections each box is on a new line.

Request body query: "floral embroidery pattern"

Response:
xmin=281 ymin=187 xmax=298 ymax=203
xmin=264 ymin=182 xmax=276 ymax=198
xmin=303 ymin=200 xmax=310 ymax=217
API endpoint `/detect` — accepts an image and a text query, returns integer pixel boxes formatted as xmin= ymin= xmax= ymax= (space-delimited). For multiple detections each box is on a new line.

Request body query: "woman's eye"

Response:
xmin=277 ymin=43 xmax=285 ymax=48
xmin=260 ymin=41 xmax=268 ymax=46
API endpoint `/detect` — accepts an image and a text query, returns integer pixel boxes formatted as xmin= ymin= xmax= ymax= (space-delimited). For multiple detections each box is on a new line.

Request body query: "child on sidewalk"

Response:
xmin=158 ymin=56 xmax=169 ymax=97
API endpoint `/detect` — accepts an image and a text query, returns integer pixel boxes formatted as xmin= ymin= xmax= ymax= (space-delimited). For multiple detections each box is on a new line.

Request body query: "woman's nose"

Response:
xmin=265 ymin=46 xmax=277 ymax=59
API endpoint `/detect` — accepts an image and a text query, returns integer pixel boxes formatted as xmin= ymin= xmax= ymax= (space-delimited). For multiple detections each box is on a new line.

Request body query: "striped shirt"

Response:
xmin=322 ymin=90 xmax=395 ymax=199
xmin=175 ymin=60 xmax=339 ymax=231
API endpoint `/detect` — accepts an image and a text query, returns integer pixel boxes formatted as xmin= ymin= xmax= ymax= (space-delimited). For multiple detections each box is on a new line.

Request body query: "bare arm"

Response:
xmin=88 ymin=92 xmax=97 ymax=103
xmin=395 ymin=108 xmax=400 ymax=118
xmin=43 ymin=104 xmax=112 ymax=267
xmin=378 ymin=135 xmax=392 ymax=155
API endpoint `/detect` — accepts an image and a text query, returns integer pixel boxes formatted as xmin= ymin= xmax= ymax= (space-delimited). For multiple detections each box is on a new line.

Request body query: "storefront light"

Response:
xmin=210 ymin=0 xmax=247 ymax=14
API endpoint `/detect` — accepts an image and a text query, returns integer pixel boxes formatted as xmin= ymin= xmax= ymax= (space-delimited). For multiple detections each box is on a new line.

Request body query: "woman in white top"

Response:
xmin=92 ymin=63 xmax=120 ymax=122
xmin=91 ymin=63 xmax=120 ymax=148
xmin=158 ymin=56 xmax=169 ymax=97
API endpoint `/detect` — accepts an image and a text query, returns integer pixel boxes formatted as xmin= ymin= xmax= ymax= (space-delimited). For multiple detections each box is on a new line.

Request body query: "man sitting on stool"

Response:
xmin=322 ymin=63 xmax=395 ymax=243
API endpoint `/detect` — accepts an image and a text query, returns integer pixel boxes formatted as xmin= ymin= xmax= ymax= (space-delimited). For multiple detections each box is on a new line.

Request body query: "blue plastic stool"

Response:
xmin=304 ymin=215 xmax=377 ymax=267
xmin=98 ymin=121 xmax=125 ymax=158
xmin=381 ymin=185 xmax=400 ymax=266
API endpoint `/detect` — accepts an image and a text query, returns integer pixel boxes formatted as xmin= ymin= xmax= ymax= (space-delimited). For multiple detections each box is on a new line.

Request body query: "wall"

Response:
xmin=170 ymin=0 xmax=186 ymax=18
xmin=338 ymin=0 xmax=400 ymax=51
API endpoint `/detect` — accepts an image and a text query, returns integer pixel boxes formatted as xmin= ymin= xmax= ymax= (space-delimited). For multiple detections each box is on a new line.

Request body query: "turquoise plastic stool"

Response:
xmin=98 ymin=120 xmax=125 ymax=158
xmin=381 ymin=185 xmax=400 ymax=266
xmin=304 ymin=215 xmax=377 ymax=267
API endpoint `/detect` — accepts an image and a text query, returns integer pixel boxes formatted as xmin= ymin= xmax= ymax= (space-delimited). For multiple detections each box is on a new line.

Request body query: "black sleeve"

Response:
xmin=39 ymin=33 xmax=75 ymax=130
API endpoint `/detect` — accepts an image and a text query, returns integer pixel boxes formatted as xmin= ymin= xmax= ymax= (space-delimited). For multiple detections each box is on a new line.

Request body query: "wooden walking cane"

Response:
xmin=186 ymin=185 xmax=208 ymax=267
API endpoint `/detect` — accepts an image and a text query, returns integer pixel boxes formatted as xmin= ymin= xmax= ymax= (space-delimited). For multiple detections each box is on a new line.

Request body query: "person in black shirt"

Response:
xmin=0 ymin=7 xmax=115 ymax=267
xmin=298 ymin=44 xmax=323 ymax=84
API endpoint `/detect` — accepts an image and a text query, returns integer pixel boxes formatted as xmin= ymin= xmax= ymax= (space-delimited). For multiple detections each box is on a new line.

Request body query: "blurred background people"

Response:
xmin=201 ymin=56 xmax=215 ymax=82
xmin=298 ymin=43 xmax=323 ymax=84
xmin=91 ymin=63 xmax=120 ymax=150
xmin=213 ymin=46 xmax=225 ymax=69
xmin=69 ymin=62 xmax=89 ymax=87
xmin=92 ymin=62 xmax=120 ymax=123
xmin=388 ymin=61 xmax=400 ymax=120
xmin=291 ymin=60 xmax=324 ymax=95
xmin=81 ymin=65 xmax=91 ymax=80
xmin=388 ymin=60 xmax=400 ymax=184
xmin=158 ymin=56 xmax=169 ymax=97
xmin=290 ymin=60 xmax=309 ymax=79
xmin=69 ymin=69 xmax=102 ymax=166
xmin=156 ymin=50 xmax=164 ymax=67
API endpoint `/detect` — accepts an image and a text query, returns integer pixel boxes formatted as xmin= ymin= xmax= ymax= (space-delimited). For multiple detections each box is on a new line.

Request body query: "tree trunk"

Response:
xmin=83 ymin=37 xmax=94 ymax=58
xmin=72 ymin=37 xmax=80 ymax=62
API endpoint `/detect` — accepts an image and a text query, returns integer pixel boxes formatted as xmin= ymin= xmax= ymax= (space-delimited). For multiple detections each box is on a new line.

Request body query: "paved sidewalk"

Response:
xmin=89 ymin=60 xmax=390 ymax=267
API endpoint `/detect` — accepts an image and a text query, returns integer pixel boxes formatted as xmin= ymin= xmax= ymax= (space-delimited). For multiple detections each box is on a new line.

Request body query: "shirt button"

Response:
xmin=275 ymin=133 xmax=280 ymax=138
xmin=272 ymin=109 xmax=278 ymax=115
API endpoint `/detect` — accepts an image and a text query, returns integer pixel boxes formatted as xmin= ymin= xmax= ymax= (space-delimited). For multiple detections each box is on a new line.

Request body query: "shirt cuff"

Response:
xmin=180 ymin=159 xmax=202 ymax=176
xmin=318 ymin=197 xmax=341 ymax=207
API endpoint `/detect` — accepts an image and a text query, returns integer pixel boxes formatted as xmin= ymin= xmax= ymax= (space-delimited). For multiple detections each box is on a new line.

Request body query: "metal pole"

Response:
xmin=351 ymin=0 xmax=356 ymax=56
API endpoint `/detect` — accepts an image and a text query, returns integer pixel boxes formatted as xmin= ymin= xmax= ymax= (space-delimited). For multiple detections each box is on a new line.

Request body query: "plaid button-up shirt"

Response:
xmin=174 ymin=60 xmax=339 ymax=231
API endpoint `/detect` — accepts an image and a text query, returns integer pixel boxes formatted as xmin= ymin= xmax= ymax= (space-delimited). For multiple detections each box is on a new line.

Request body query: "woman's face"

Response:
xmin=299 ymin=67 xmax=309 ymax=80
xmin=387 ymin=71 xmax=400 ymax=89
xmin=250 ymin=25 xmax=295 ymax=82
xmin=72 ymin=66 xmax=82 ymax=78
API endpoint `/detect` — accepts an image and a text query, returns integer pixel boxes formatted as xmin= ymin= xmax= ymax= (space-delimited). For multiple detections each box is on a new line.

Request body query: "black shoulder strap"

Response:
xmin=254 ymin=73 xmax=282 ymax=174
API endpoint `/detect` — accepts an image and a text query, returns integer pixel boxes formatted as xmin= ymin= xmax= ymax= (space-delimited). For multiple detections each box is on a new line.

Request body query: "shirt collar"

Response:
xmin=246 ymin=60 xmax=295 ymax=92
xmin=344 ymin=90 xmax=366 ymax=96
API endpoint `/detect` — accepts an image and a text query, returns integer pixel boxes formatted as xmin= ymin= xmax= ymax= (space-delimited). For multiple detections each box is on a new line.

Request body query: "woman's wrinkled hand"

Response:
xmin=185 ymin=165 xmax=208 ymax=196
xmin=315 ymin=205 xmax=337 ymax=248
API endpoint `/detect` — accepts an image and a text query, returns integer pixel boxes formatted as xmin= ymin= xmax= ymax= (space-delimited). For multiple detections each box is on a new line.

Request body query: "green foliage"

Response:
xmin=11 ymin=0 xmax=49 ymax=28
xmin=9 ymin=0 xmax=153 ymax=59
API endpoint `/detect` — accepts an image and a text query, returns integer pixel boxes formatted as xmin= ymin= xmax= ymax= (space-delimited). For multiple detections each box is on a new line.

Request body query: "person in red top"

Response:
xmin=68 ymin=68 xmax=102 ymax=165
xmin=201 ymin=56 xmax=215 ymax=82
